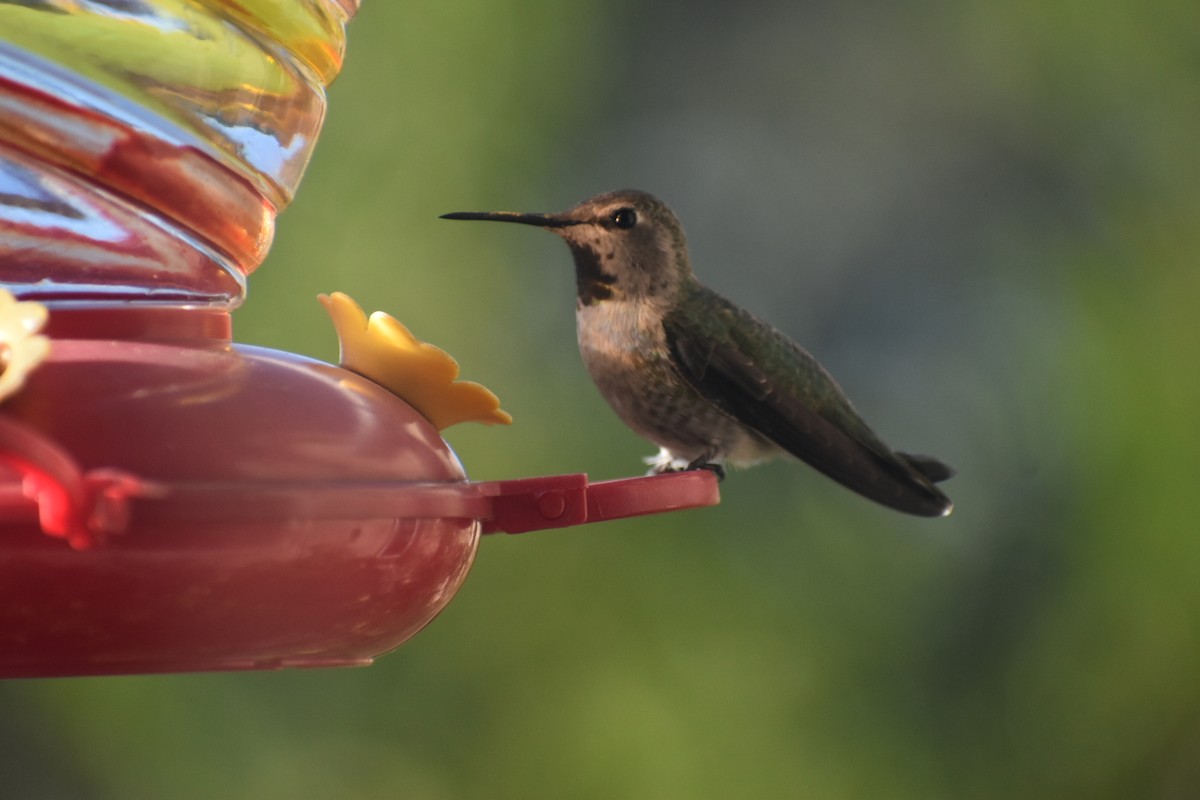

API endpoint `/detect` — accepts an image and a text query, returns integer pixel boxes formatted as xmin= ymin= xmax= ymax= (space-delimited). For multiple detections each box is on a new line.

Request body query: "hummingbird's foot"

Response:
xmin=643 ymin=449 xmax=726 ymax=480
xmin=684 ymin=458 xmax=726 ymax=482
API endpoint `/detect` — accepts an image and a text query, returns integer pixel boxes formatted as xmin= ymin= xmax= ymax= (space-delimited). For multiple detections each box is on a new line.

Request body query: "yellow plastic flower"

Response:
xmin=319 ymin=292 xmax=512 ymax=431
xmin=0 ymin=290 xmax=51 ymax=403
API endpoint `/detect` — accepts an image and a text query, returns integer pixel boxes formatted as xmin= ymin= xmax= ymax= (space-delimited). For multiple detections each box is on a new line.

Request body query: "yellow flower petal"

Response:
xmin=0 ymin=290 xmax=51 ymax=404
xmin=319 ymin=292 xmax=512 ymax=431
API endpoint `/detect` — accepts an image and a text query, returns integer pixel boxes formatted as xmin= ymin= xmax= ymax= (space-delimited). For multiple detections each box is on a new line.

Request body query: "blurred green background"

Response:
xmin=5 ymin=1 xmax=1200 ymax=797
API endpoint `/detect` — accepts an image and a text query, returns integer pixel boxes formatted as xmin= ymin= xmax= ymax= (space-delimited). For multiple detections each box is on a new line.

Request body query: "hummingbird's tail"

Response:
xmin=898 ymin=452 xmax=955 ymax=484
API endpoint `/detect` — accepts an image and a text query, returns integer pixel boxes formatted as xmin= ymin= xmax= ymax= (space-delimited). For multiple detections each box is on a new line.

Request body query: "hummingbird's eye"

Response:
xmin=610 ymin=208 xmax=637 ymax=229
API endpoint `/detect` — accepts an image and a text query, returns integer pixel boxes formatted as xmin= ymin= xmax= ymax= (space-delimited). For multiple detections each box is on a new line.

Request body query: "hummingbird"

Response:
xmin=442 ymin=189 xmax=954 ymax=517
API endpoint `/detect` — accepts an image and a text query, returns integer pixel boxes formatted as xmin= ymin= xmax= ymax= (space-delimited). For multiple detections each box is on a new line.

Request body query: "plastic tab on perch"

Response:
xmin=480 ymin=471 xmax=720 ymax=534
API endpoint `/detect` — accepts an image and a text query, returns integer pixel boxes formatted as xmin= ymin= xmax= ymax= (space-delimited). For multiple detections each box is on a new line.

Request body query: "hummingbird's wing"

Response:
xmin=662 ymin=287 xmax=952 ymax=517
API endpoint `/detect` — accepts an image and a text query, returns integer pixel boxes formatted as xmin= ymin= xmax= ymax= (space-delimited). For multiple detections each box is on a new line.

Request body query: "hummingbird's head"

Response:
xmin=442 ymin=189 xmax=692 ymax=308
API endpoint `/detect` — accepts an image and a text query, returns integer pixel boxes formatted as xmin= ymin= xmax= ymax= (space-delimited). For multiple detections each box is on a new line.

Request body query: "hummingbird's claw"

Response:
xmin=642 ymin=450 xmax=725 ymax=481
xmin=685 ymin=458 xmax=726 ymax=482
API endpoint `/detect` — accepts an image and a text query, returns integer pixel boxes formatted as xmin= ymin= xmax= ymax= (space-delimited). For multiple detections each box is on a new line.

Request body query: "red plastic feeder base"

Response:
xmin=0 ymin=308 xmax=719 ymax=678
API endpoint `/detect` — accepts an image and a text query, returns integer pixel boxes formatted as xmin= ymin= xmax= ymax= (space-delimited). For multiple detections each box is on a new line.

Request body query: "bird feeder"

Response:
xmin=0 ymin=1 xmax=718 ymax=678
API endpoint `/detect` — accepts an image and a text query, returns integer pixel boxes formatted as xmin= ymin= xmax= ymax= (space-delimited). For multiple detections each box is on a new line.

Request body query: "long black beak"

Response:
xmin=440 ymin=211 xmax=579 ymax=228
